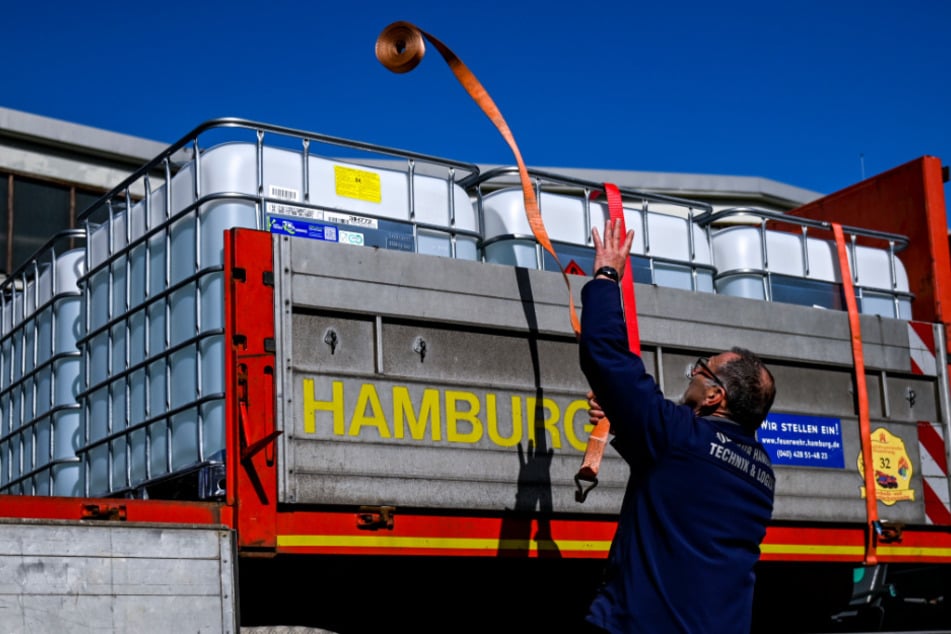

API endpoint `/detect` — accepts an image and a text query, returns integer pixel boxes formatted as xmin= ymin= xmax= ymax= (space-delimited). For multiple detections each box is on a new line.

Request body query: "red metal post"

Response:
xmin=225 ymin=228 xmax=280 ymax=551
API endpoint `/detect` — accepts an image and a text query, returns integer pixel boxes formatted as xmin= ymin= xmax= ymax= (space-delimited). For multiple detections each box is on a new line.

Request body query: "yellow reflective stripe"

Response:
xmin=277 ymin=534 xmax=612 ymax=552
xmin=278 ymin=536 xmax=951 ymax=560
xmin=762 ymin=543 xmax=951 ymax=560
xmin=877 ymin=545 xmax=951 ymax=559
xmin=761 ymin=543 xmax=866 ymax=557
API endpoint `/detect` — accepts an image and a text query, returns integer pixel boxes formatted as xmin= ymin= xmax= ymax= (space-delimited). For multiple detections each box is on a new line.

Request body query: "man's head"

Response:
xmin=680 ymin=347 xmax=775 ymax=432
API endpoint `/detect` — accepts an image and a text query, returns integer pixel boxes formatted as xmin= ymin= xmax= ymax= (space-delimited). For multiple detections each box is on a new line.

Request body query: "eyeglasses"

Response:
xmin=689 ymin=357 xmax=726 ymax=391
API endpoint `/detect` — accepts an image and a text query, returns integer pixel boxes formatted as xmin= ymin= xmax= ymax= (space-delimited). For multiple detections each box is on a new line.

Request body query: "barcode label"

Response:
xmin=324 ymin=210 xmax=378 ymax=229
xmin=268 ymin=185 xmax=300 ymax=201
xmin=266 ymin=202 xmax=322 ymax=219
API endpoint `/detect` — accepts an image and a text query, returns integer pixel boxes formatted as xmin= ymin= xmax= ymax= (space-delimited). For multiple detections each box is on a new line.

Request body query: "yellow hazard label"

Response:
xmin=857 ymin=427 xmax=915 ymax=505
xmin=334 ymin=165 xmax=382 ymax=203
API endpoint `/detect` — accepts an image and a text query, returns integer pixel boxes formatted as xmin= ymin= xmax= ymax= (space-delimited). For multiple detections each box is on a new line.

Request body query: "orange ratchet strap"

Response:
xmin=607 ymin=184 xmax=641 ymax=354
xmin=575 ymin=184 xmax=641 ymax=502
xmin=376 ymin=21 xmax=580 ymax=336
xmin=377 ymin=23 xmax=640 ymax=504
xmin=832 ymin=223 xmax=879 ymax=564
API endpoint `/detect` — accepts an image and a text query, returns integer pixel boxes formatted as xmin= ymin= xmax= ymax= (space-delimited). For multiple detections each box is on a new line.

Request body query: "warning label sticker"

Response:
xmin=334 ymin=165 xmax=382 ymax=203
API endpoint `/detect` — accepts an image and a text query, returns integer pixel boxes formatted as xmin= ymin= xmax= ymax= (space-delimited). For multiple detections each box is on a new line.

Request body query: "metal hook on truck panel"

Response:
xmin=324 ymin=328 xmax=338 ymax=355
xmin=413 ymin=336 xmax=427 ymax=362
xmin=357 ymin=506 xmax=395 ymax=530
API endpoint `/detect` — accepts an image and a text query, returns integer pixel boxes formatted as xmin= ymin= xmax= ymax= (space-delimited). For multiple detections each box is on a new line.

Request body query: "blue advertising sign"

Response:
xmin=757 ymin=412 xmax=845 ymax=469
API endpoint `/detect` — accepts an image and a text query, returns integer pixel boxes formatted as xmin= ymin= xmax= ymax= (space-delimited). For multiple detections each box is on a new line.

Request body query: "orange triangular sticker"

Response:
xmin=565 ymin=260 xmax=586 ymax=276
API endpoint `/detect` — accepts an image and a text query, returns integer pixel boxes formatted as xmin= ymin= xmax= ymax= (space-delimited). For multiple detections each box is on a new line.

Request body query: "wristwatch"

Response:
xmin=593 ymin=266 xmax=620 ymax=283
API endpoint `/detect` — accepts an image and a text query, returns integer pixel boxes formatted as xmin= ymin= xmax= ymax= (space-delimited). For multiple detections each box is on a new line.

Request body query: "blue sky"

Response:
xmin=4 ymin=1 xmax=950 ymax=209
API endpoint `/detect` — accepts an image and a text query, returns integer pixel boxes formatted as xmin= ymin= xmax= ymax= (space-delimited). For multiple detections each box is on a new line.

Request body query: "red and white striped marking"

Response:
xmin=908 ymin=322 xmax=937 ymax=375
xmin=918 ymin=421 xmax=951 ymax=525
xmin=908 ymin=324 xmax=950 ymax=524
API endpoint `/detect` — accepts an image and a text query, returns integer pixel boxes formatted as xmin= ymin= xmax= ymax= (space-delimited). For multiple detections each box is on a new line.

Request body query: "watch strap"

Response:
xmin=593 ymin=266 xmax=620 ymax=283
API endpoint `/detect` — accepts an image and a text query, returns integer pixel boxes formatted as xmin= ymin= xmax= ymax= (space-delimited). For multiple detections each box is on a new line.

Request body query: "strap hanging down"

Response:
xmin=575 ymin=183 xmax=641 ymax=502
xmin=832 ymin=223 xmax=880 ymax=564
xmin=378 ymin=24 xmax=639 ymax=503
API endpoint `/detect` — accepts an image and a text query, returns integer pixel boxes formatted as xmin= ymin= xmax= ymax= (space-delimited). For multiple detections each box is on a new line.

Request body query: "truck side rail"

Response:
xmin=76 ymin=117 xmax=482 ymax=226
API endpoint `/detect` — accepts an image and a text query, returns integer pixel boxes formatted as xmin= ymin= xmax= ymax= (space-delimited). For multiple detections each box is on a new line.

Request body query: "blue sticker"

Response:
xmin=758 ymin=413 xmax=845 ymax=468
xmin=268 ymin=216 xmax=339 ymax=242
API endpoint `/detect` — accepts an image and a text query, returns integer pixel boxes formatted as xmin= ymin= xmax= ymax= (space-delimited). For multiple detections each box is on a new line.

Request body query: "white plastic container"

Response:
xmin=711 ymin=225 xmax=912 ymax=318
xmin=80 ymin=140 xmax=478 ymax=497
xmin=227 ymin=143 xmax=482 ymax=260
xmin=0 ymin=247 xmax=84 ymax=496
xmin=481 ymin=187 xmax=715 ymax=292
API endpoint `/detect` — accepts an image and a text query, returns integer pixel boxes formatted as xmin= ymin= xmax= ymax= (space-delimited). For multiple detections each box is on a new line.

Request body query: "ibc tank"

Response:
xmin=704 ymin=209 xmax=913 ymax=319
xmin=0 ymin=231 xmax=85 ymax=496
xmin=471 ymin=168 xmax=716 ymax=292
xmin=251 ymin=144 xmax=480 ymax=260
xmin=76 ymin=119 xmax=482 ymax=498
xmin=81 ymin=156 xmax=260 ymax=496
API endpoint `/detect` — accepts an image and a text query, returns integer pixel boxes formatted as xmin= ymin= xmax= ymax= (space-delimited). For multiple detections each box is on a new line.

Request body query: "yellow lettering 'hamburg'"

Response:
xmin=302 ymin=378 xmax=591 ymax=452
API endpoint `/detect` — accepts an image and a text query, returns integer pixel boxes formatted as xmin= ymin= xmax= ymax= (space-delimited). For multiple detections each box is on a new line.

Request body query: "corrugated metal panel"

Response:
xmin=273 ymin=236 xmax=937 ymax=524
xmin=0 ymin=520 xmax=236 ymax=633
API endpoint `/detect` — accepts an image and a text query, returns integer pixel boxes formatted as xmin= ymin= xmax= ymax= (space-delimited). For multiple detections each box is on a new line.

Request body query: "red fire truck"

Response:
xmin=0 ymin=119 xmax=948 ymax=632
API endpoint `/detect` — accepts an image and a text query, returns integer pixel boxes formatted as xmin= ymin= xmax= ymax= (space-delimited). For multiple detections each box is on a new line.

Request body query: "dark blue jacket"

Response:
xmin=579 ymin=279 xmax=774 ymax=634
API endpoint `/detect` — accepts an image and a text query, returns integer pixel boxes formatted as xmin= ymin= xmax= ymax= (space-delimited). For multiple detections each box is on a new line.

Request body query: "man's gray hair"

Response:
xmin=717 ymin=347 xmax=776 ymax=432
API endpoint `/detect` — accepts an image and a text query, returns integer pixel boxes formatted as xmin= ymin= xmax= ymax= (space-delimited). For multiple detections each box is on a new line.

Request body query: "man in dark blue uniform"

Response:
xmin=580 ymin=219 xmax=776 ymax=633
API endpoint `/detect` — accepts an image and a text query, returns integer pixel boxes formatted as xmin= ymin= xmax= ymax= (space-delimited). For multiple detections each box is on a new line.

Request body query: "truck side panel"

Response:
xmin=0 ymin=520 xmax=236 ymax=633
xmin=268 ymin=233 xmax=941 ymax=525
